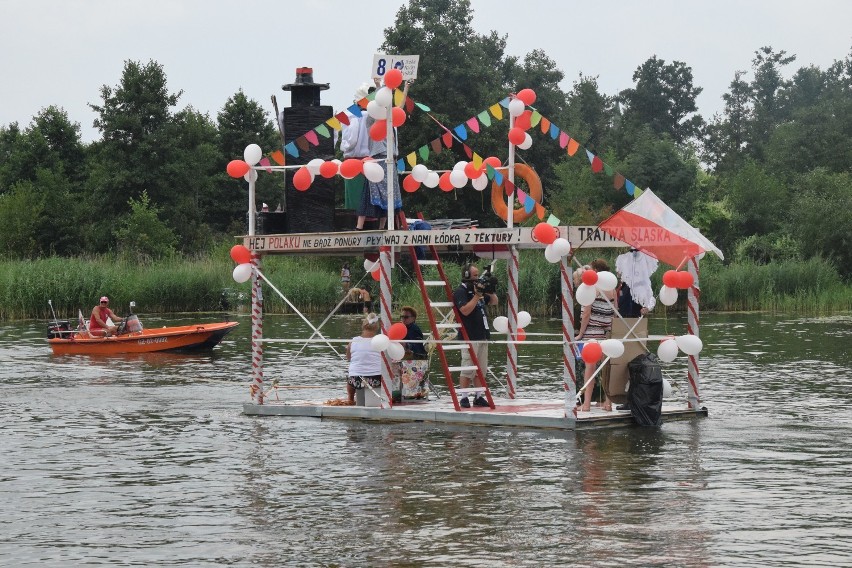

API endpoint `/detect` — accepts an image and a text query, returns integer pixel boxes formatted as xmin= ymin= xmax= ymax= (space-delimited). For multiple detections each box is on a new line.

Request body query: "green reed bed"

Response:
xmin=1 ymin=254 xmax=850 ymax=320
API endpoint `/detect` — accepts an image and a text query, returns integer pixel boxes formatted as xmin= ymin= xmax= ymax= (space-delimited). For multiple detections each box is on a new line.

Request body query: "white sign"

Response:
xmin=372 ymin=54 xmax=419 ymax=81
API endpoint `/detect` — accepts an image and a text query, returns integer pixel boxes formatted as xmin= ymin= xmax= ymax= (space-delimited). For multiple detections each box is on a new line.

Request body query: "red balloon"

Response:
xmin=227 ymin=160 xmax=250 ymax=178
xmin=662 ymin=270 xmax=679 ymax=288
xmin=516 ymin=88 xmax=537 ymax=106
xmin=484 ymin=156 xmax=502 ymax=169
xmin=339 ymin=158 xmax=363 ymax=179
xmin=388 ymin=322 xmax=407 ymax=341
xmin=402 ymin=175 xmax=421 ymax=193
xmin=319 ymin=161 xmax=338 ymax=178
xmin=533 ymin=222 xmax=558 ymax=245
xmin=384 ymin=68 xmax=403 ymax=89
xmin=676 ymin=271 xmax=694 ymax=289
xmin=371 ymin=269 xmax=381 ymax=281
xmin=582 ymin=269 xmax=599 ymax=286
xmin=463 ymin=162 xmax=483 ymax=179
xmin=516 ymin=328 xmax=526 ymax=342
xmin=369 ymin=119 xmax=387 ymax=141
xmin=230 ymin=244 xmax=251 ymax=264
xmin=391 ymin=107 xmax=406 ymax=127
xmin=581 ymin=341 xmax=603 ymax=364
xmin=508 ymin=127 xmax=526 ymax=146
xmin=438 ymin=172 xmax=454 ymax=192
xmin=514 ymin=110 xmax=532 ymax=131
xmin=293 ymin=167 xmax=312 ymax=191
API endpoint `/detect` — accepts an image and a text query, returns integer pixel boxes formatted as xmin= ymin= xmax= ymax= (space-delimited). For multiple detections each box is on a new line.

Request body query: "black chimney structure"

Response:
xmin=280 ymin=67 xmax=336 ymax=233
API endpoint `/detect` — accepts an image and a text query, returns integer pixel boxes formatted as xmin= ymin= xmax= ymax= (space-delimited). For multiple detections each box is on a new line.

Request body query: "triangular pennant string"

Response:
xmin=547 ymin=214 xmax=560 ymax=226
xmin=525 ymin=197 xmax=535 ymax=214
xmin=493 ymin=170 xmax=504 ymax=185
xmin=406 ymin=152 xmax=417 ymax=167
xmin=397 ymin=159 xmax=406 ymax=172
xmin=603 ymin=163 xmax=613 ymax=176
xmin=304 ymin=131 xmax=319 ymax=146
xmin=453 ymin=124 xmax=468 ymax=141
xmin=517 ymin=188 xmax=527 ymax=202
xmin=567 ymin=139 xmax=580 ymax=156
xmin=259 ymin=157 xmax=272 ymax=173
xmin=335 ymin=112 xmax=350 ymax=126
xmin=485 ymin=164 xmax=496 ymax=180
xmin=405 ymin=97 xmax=415 ymax=113
xmin=530 ymin=111 xmax=542 ymax=128
xmin=394 ymin=89 xmax=404 ymax=106
xmin=613 ymin=173 xmax=626 ymax=190
xmin=284 ymin=142 xmax=299 ymax=158
xmin=270 ymin=150 xmax=285 ymax=166
xmin=498 ymin=97 xmax=511 ymax=108
xmin=326 ymin=117 xmax=342 ymax=131
xmin=295 ymin=137 xmax=310 ymax=152
xmin=418 ymin=145 xmax=430 ymax=161
xmin=504 ymin=178 xmax=515 ymax=196
xmin=348 ymin=104 xmax=363 ymax=118
xmin=549 ymin=124 xmax=560 ymax=140
xmin=442 ymin=132 xmax=453 ymax=148
xmin=540 ymin=117 xmax=551 ymax=134
xmin=314 ymin=125 xmax=331 ymax=138
xmin=415 ymin=102 xmax=431 ymax=112
xmin=535 ymin=203 xmax=546 ymax=220
xmin=559 ymin=132 xmax=569 ymax=148
xmin=477 ymin=110 xmax=491 ymax=127
xmin=466 ymin=117 xmax=480 ymax=133
xmin=462 ymin=144 xmax=473 ymax=159
xmin=591 ymin=156 xmax=604 ymax=173
xmin=430 ymin=138 xmax=443 ymax=154
xmin=634 ymin=188 xmax=644 ymax=199
xmin=489 ymin=104 xmax=503 ymax=120
xmin=625 ymin=180 xmax=636 ymax=196
xmin=585 ymin=149 xmax=595 ymax=164
xmin=472 ymin=153 xmax=483 ymax=168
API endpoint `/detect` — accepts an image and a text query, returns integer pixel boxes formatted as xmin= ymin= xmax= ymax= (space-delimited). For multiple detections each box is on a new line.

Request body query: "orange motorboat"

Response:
xmin=47 ymin=315 xmax=238 ymax=355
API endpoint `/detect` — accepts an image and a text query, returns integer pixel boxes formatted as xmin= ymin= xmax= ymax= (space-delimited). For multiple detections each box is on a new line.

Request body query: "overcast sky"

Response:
xmin=2 ymin=0 xmax=849 ymax=143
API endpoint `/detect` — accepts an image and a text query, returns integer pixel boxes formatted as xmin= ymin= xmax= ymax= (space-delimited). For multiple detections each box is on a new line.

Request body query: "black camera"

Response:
xmin=474 ymin=270 xmax=498 ymax=295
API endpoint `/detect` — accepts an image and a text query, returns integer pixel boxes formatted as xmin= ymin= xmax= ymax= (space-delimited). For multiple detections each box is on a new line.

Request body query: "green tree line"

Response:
xmin=1 ymin=0 xmax=850 ymax=283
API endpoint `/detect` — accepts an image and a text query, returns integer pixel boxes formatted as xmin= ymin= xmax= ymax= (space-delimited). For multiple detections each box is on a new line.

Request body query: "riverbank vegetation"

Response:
xmin=2 ymin=253 xmax=849 ymax=321
xmin=1 ymin=1 xmax=849 ymax=316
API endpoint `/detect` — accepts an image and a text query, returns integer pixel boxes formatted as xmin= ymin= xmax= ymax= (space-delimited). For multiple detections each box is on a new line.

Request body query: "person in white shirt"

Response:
xmin=345 ymin=312 xmax=382 ymax=404
xmin=340 ymin=83 xmax=377 ymax=228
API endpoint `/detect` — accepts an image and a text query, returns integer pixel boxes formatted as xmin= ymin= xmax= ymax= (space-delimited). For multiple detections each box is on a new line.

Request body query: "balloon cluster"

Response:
xmin=579 ymin=338 xmax=625 ymax=364
xmin=658 ymin=270 xmax=694 ymax=306
xmin=402 ymin=156 xmax=501 ymax=194
xmin=656 ymin=334 xmax=703 ymax=362
xmin=507 ymin=89 xmax=537 ymax=150
xmin=226 ymin=144 xmax=264 ymax=182
xmin=369 ymin=317 xmax=408 ymax=362
xmin=574 ymin=269 xmax=618 ymax=307
xmin=491 ymin=311 xmax=531 ymax=341
xmin=229 ymin=244 xmax=253 ymax=283
xmin=533 ymin=222 xmax=571 ymax=263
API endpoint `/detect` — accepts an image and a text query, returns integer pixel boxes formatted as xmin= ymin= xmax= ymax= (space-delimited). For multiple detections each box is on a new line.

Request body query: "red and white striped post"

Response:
xmin=378 ymin=245 xmax=393 ymax=408
xmin=686 ymin=255 xmax=701 ymax=409
xmin=250 ymin=253 xmax=264 ymax=404
xmin=561 ymin=256 xmax=577 ymax=419
xmin=505 ymin=246 xmax=519 ymax=398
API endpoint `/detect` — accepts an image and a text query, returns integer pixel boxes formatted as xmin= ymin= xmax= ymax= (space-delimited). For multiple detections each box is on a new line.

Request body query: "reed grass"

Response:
xmin=1 ymin=253 xmax=849 ymax=321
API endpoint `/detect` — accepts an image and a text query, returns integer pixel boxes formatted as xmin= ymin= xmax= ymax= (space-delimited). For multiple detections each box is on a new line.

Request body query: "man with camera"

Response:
xmin=453 ymin=264 xmax=499 ymax=407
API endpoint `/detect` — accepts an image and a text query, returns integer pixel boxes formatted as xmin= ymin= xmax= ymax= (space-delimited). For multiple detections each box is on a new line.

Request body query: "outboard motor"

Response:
xmin=124 ymin=314 xmax=143 ymax=334
xmin=47 ymin=320 xmax=72 ymax=339
xmin=627 ymin=353 xmax=664 ymax=426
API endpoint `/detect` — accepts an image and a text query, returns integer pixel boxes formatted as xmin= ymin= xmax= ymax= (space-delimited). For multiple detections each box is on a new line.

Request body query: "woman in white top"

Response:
xmin=346 ymin=313 xmax=382 ymax=404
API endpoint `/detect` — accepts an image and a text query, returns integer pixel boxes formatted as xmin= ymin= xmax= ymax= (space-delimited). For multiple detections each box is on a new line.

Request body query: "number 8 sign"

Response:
xmin=372 ymin=54 xmax=419 ymax=80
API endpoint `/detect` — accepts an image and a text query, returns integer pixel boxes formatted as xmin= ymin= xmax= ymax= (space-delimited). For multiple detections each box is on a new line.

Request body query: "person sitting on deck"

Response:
xmin=89 ymin=296 xmax=124 ymax=337
xmin=398 ymin=306 xmax=429 ymax=399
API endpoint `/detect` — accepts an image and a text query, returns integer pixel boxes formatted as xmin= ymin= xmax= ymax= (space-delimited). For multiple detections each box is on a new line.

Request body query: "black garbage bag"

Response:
xmin=627 ymin=353 xmax=664 ymax=426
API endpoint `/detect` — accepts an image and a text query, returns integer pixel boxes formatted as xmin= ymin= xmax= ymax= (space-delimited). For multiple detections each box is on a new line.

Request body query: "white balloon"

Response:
xmin=544 ymin=244 xmax=561 ymax=263
xmin=332 ymin=159 xmax=342 ymax=168
xmin=659 ymin=285 xmax=678 ymax=306
xmin=453 ymin=160 xmax=468 ymax=171
xmin=675 ymin=334 xmax=703 ymax=355
xmin=243 ymin=144 xmax=262 ymax=166
xmin=243 ymin=169 xmax=258 ymax=183
xmin=657 ymin=338 xmax=679 ymax=362
xmin=472 ymin=175 xmax=489 ymax=191
xmin=551 ymin=237 xmax=571 ymax=257
xmin=575 ymin=283 xmax=597 ymax=306
xmin=370 ymin=334 xmax=390 ymax=352
xmin=596 ymin=271 xmax=618 ymax=292
xmin=518 ymin=132 xmax=533 ymax=150
xmin=508 ymin=98 xmax=525 ymax=117
xmin=492 ymin=316 xmax=509 ymax=333
xmin=424 ymin=171 xmax=440 ymax=188
xmin=307 ymin=158 xmax=324 ymax=175
xmin=449 ymin=169 xmax=468 ymax=188
xmin=662 ymin=378 xmax=673 ymax=398
xmin=601 ymin=338 xmax=625 ymax=359
xmin=363 ymin=161 xmax=385 ymax=183
xmin=387 ymin=341 xmax=405 ymax=361
xmin=232 ymin=263 xmax=252 ymax=283
xmin=517 ymin=311 xmax=532 ymax=329
xmin=367 ymin=100 xmax=386 ymax=120
xmin=411 ymin=164 xmax=429 ymax=182
xmin=363 ymin=258 xmax=379 ymax=272
xmin=374 ymin=87 xmax=393 ymax=108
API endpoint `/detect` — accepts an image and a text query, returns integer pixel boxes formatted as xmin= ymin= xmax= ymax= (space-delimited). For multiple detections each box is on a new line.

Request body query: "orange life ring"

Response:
xmin=491 ymin=163 xmax=542 ymax=224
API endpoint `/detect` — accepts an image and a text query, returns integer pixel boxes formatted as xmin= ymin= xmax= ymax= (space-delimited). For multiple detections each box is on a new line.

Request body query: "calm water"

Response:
xmin=1 ymin=311 xmax=850 ymax=567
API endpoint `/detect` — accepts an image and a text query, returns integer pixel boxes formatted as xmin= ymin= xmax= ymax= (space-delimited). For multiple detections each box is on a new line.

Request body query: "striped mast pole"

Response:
xmin=505 ymin=97 xmax=519 ymax=399
xmin=561 ymin=255 xmax=577 ymax=419
xmin=247 ymin=169 xmax=264 ymax=404
xmin=686 ymin=255 xmax=701 ymax=409
xmin=378 ymin=245 xmax=393 ymax=408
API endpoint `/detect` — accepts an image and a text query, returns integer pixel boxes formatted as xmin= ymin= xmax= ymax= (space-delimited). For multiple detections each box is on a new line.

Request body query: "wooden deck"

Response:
xmin=243 ymin=396 xmax=707 ymax=431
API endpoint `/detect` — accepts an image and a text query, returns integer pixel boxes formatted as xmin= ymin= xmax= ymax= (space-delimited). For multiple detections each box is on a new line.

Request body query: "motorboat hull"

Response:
xmin=48 ymin=322 xmax=239 ymax=355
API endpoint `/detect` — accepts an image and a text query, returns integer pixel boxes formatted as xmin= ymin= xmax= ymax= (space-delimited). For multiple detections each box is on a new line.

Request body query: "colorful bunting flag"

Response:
xmin=406 ymin=152 xmax=417 ymax=167
xmin=418 ymin=145 xmax=430 ymax=161
xmin=567 ymin=139 xmax=580 ymax=156
xmin=430 ymin=138 xmax=443 ymax=154
xmin=489 ymin=104 xmax=503 ymax=120
xmin=304 ymin=131 xmax=319 ymax=146
xmin=504 ymin=178 xmax=514 ymax=195
xmin=397 ymin=159 xmax=406 ymax=172
xmin=270 ymin=150 xmax=285 ymax=166
xmin=525 ymin=197 xmax=535 ymax=214
xmin=585 ymin=149 xmax=595 ymax=164
xmin=535 ymin=203 xmax=546 ymax=220
xmin=348 ymin=104 xmax=363 ymax=118
xmin=625 ymin=180 xmax=636 ymax=196
xmin=335 ymin=112 xmax=350 ymax=126
xmin=466 ymin=117 xmax=480 ymax=133
xmin=477 ymin=110 xmax=491 ymax=127
xmin=540 ymin=117 xmax=551 ymax=134
xmin=559 ymin=132 xmax=569 ymax=148
xmin=295 ymin=137 xmax=309 ymax=152
xmin=613 ymin=173 xmax=625 ymax=190
xmin=442 ymin=132 xmax=453 ymax=148
xmin=453 ymin=124 xmax=468 ymax=141
xmin=415 ymin=102 xmax=431 ymax=112
xmin=530 ymin=111 xmax=542 ymax=128
xmin=603 ymin=163 xmax=613 ymax=176
xmin=462 ymin=144 xmax=473 ymax=159
xmin=326 ymin=117 xmax=342 ymax=131
xmin=591 ymin=156 xmax=603 ymax=173
xmin=394 ymin=89 xmax=404 ymax=106
xmin=549 ymin=124 xmax=559 ymax=139
xmin=634 ymin=188 xmax=643 ymax=199
xmin=259 ymin=157 xmax=272 ymax=173
xmin=547 ymin=214 xmax=560 ymax=226
xmin=517 ymin=188 xmax=527 ymax=202
xmin=284 ymin=142 xmax=299 ymax=158
xmin=315 ymin=124 xmax=331 ymax=138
